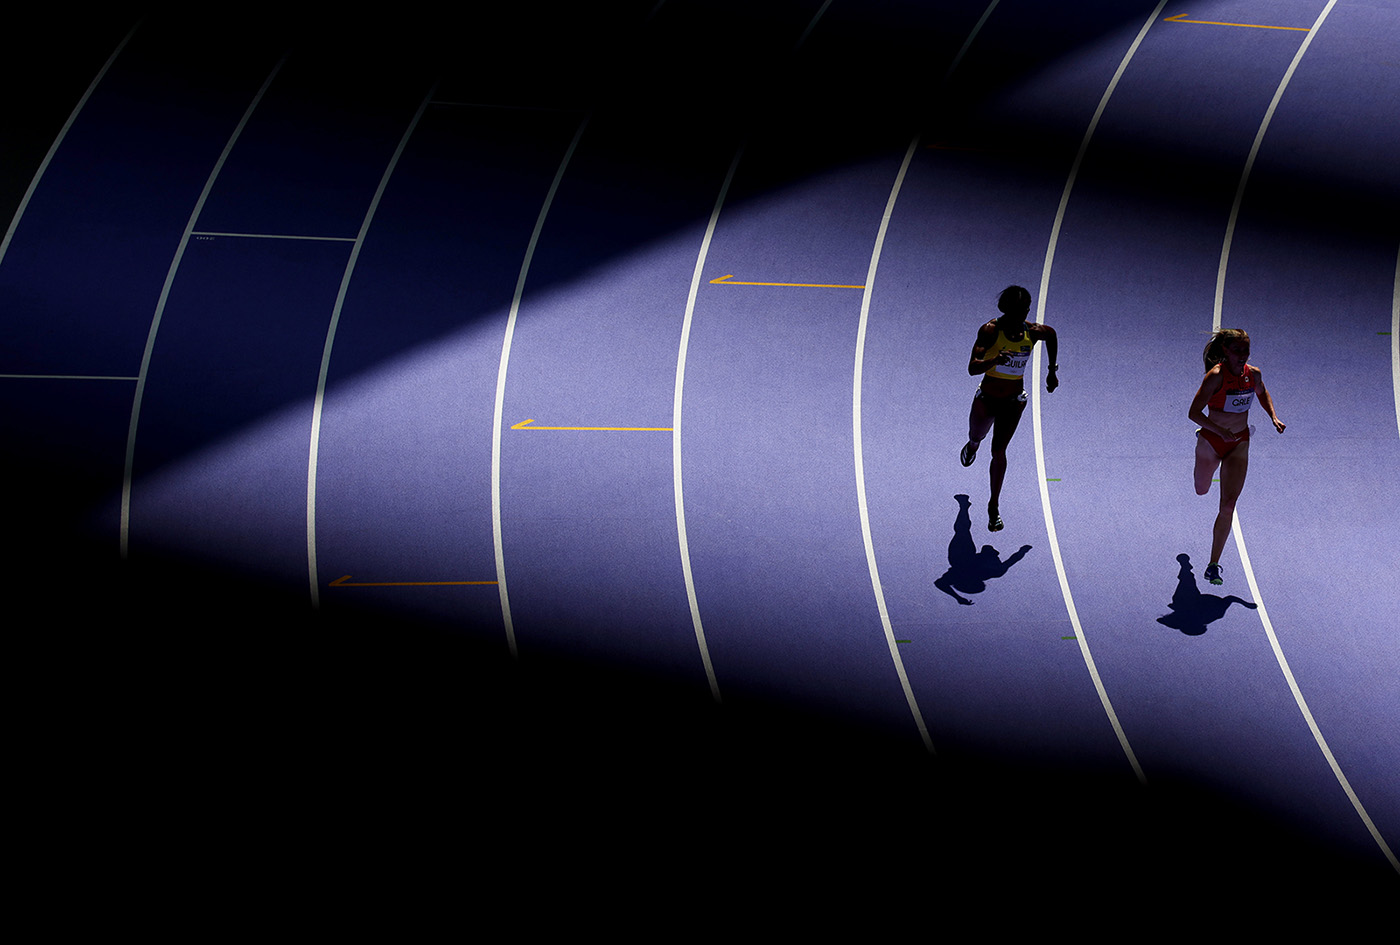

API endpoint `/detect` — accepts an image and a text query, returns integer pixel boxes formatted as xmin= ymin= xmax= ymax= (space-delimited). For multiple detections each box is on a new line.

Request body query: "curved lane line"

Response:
xmin=854 ymin=137 xmax=933 ymax=753
xmin=1232 ymin=515 xmax=1399 ymax=873
xmin=850 ymin=0 xmax=1001 ymax=754
xmin=673 ymin=147 xmax=742 ymax=704
xmin=1213 ymin=1 xmax=1397 ymax=874
xmin=307 ymin=82 xmax=438 ymax=608
xmin=1032 ymin=1 xmax=1170 ymax=785
xmin=490 ymin=114 xmax=591 ymax=658
xmin=0 ymin=20 xmax=142 ymax=269
xmin=1392 ymin=245 xmax=1399 ymax=441
xmin=120 ymin=56 xmax=287 ymax=559
xmin=671 ymin=1 xmax=839 ymax=705
xmin=1215 ymin=2 xmax=1335 ymax=331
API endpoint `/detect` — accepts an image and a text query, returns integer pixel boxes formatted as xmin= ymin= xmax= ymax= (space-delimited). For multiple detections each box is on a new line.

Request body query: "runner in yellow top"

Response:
xmin=960 ymin=286 xmax=1059 ymax=531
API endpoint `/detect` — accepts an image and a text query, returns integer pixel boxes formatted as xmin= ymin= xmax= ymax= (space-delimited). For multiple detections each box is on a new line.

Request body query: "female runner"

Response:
xmin=960 ymin=285 xmax=1058 ymax=532
xmin=1188 ymin=329 xmax=1285 ymax=584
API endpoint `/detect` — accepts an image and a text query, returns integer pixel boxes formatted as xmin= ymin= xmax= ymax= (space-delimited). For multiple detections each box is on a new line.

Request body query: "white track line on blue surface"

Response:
xmin=823 ymin=0 xmax=1016 ymax=754
xmin=1215 ymin=2 xmax=1335 ymax=330
xmin=307 ymin=83 xmax=437 ymax=608
xmin=1391 ymin=245 xmax=1399 ymax=441
xmin=1232 ymin=515 xmax=1400 ymax=874
xmin=1032 ymin=0 xmax=1168 ymax=786
xmin=120 ymin=57 xmax=287 ymax=560
xmin=670 ymin=2 xmax=837 ymax=704
xmin=845 ymin=0 xmax=1004 ymax=755
xmin=672 ymin=148 xmax=741 ymax=704
xmin=0 ymin=21 xmax=141 ymax=270
xmin=1212 ymin=1 xmax=1398 ymax=875
xmin=490 ymin=114 xmax=591 ymax=658
xmin=853 ymin=137 xmax=933 ymax=753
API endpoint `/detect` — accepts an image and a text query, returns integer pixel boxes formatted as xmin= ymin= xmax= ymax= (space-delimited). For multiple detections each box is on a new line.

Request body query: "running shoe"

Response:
xmin=960 ymin=441 xmax=978 ymax=467
xmin=1204 ymin=563 xmax=1223 ymax=585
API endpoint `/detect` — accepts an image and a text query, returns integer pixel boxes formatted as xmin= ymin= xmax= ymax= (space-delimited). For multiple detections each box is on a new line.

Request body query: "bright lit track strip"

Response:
xmin=1215 ymin=1 xmax=1336 ymax=330
xmin=307 ymin=83 xmax=438 ymax=608
xmin=491 ymin=114 xmax=591 ymax=658
xmin=0 ymin=21 xmax=141 ymax=269
xmin=1032 ymin=1 xmax=1170 ymax=785
xmin=120 ymin=57 xmax=287 ymax=559
xmin=1213 ymin=1 xmax=1396 ymax=875
xmin=853 ymin=136 xmax=933 ymax=753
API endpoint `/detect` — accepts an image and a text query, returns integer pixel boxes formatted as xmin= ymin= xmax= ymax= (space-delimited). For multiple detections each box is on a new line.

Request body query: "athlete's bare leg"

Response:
xmin=1193 ymin=433 xmax=1221 ymax=496
xmin=966 ymin=396 xmax=994 ymax=450
xmin=988 ymin=399 xmax=1026 ymax=526
xmin=1209 ymin=440 xmax=1249 ymax=566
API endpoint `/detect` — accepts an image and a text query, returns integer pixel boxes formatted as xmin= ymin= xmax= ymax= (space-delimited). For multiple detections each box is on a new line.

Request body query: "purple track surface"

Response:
xmin=3 ymin=0 xmax=1397 ymax=921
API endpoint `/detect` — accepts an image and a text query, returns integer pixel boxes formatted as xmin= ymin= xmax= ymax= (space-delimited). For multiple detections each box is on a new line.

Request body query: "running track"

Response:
xmin=3 ymin=0 xmax=1396 ymax=914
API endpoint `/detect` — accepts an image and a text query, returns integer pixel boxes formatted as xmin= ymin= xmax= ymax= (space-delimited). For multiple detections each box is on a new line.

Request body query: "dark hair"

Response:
xmin=1203 ymin=329 xmax=1250 ymax=372
xmin=997 ymin=285 xmax=1031 ymax=316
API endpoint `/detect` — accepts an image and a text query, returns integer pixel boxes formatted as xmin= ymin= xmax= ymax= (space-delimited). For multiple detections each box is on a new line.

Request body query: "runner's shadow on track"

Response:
xmin=1157 ymin=554 xmax=1257 ymax=636
xmin=934 ymin=494 xmax=1030 ymax=605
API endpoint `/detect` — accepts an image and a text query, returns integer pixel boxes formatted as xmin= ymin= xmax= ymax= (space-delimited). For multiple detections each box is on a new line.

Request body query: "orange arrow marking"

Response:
xmin=710 ymin=274 xmax=865 ymax=289
xmin=511 ymin=418 xmax=672 ymax=431
xmin=1164 ymin=12 xmax=1309 ymax=31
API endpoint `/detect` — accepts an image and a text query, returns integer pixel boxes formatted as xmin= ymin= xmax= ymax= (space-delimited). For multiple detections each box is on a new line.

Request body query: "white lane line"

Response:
xmin=794 ymin=0 xmax=835 ymax=51
xmin=120 ymin=56 xmax=287 ymax=559
xmin=190 ymin=231 xmax=357 ymax=242
xmin=1215 ymin=1 xmax=1336 ymax=330
xmin=490 ymin=114 xmax=591 ymax=658
xmin=307 ymin=83 xmax=437 ymax=608
xmin=1032 ymin=0 xmax=1169 ymax=785
xmin=945 ymin=0 xmax=1001 ymax=80
xmin=2 ymin=374 xmax=137 ymax=381
xmin=1213 ymin=0 xmax=1397 ymax=875
xmin=1233 ymin=515 xmax=1400 ymax=874
xmin=670 ymin=1 xmax=837 ymax=703
xmin=1391 ymin=244 xmax=1399 ymax=441
xmin=846 ymin=0 xmax=1003 ymax=755
xmin=853 ymin=137 xmax=932 ymax=753
xmin=672 ymin=147 xmax=742 ymax=705
xmin=0 ymin=21 xmax=141 ymax=270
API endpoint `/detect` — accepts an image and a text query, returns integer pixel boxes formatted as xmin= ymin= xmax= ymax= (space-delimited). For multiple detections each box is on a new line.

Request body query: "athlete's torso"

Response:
xmin=1207 ymin=363 xmax=1255 ymax=412
xmin=984 ymin=326 xmax=1036 ymax=382
xmin=1206 ymin=363 xmax=1256 ymax=433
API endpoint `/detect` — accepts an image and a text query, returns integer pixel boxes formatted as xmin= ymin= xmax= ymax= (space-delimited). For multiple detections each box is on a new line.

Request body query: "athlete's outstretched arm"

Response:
xmin=1254 ymin=368 xmax=1286 ymax=433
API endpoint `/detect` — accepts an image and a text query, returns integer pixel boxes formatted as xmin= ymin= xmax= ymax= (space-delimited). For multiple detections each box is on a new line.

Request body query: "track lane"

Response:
xmin=1206 ymin=1 xmax=1400 ymax=871
xmin=127 ymin=51 xmax=433 ymax=582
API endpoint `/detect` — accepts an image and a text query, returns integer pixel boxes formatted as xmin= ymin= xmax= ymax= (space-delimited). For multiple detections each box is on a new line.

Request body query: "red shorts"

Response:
xmin=1199 ymin=426 xmax=1249 ymax=459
